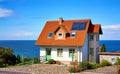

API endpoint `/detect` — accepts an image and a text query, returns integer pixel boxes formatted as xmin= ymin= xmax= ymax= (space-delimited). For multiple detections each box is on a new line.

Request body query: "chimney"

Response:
xmin=59 ymin=17 xmax=63 ymax=25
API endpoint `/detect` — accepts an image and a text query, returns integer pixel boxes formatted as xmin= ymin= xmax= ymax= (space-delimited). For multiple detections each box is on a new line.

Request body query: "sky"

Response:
xmin=0 ymin=0 xmax=120 ymax=40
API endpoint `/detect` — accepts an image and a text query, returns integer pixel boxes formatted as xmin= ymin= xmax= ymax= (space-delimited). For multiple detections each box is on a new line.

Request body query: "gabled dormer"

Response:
xmin=54 ymin=18 xmax=70 ymax=40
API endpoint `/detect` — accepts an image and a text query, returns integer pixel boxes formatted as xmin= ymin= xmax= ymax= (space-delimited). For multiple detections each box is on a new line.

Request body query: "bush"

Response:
xmin=0 ymin=47 xmax=21 ymax=66
xmin=48 ymin=59 xmax=56 ymax=64
xmin=68 ymin=66 xmax=82 ymax=73
xmin=79 ymin=61 xmax=89 ymax=70
xmin=96 ymin=63 xmax=101 ymax=68
xmin=87 ymin=63 xmax=97 ymax=69
xmin=68 ymin=66 xmax=76 ymax=73
xmin=56 ymin=60 xmax=61 ymax=65
xmin=118 ymin=68 xmax=120 ymax=74
xmin=114 ymin=57 xmax=120 ymax=65
xmin=33 ymin=57 xmax=40 ymax=64
xmin=24 ymin=58 xmax=32 ymax=62
xmin=100 ymin=59 xmax=112 ymax=67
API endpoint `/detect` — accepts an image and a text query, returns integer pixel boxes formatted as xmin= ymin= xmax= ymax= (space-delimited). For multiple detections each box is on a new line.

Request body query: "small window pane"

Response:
xmin=69 ymin=49 xmax=75 ymax=57
xmin=57 ymin=48 xmax=63 ymax=57
xmin=48 ymin=33 xmax=52 ymax=38
xmin=90 ymin=35 xmax=94 ymax=40
xmin=70 ymin=32 xmax=76 ymax=38
xmin=90 ymin=48 xmax=94 ymax=56
xmin=96 ymin=35 xmax=99 ymax=41
xmin=58 ymin=33 xmax=62 ymax=39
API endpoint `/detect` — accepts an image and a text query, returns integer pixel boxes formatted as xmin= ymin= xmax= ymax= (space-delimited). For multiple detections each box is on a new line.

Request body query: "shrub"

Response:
xmin=68 ymin=66 xmax=76 ymax=73
xmin=79 ymin=61 xmax=89 ymax=70
xmin=56 ymin=60 xmax=61 ymax=65
xmin=0 ymin=47 xmax=21 ymax=66
xmin=87 ymin=63 xmax=97 ymax=69
xmin=114 ymin=57 xmax=120 ymax=65
xmin=100 ymin=59 xmax=112 ymax=67
xmin=68 ymin=66 xmax=82 ymax=73
xmin=24 ymin=58 xmax=32 ymax=62
xmin=96 ymin=63 xmax=101 ymax=68
xmin=118 ymin=68 xmax=120 ymax=74
xmin=48 ymin=59 xmax=56 ymax=64
xmin=33 ymin=57 xmax=40 ymax=64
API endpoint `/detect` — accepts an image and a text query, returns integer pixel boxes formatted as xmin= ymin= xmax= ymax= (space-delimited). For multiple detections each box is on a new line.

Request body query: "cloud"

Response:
xmin=101 ymin=25 xmax=120 ymax=40
xmin=11 ymin=32 xmax=33 ymax=37
xmin=0 ymin=8 xmax=13 ymax=17
xmin=102 ymin=25 xmax=120 ymax=30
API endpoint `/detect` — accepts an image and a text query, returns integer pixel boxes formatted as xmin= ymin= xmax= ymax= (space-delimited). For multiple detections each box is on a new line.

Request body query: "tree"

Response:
xmin=0 ymin=46 xmax=21 ymax=67
xmin=100 ymin=44 xmax=106 ymax=52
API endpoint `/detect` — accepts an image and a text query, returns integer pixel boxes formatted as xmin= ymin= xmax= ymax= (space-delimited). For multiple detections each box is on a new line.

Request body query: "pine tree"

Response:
xmin=100 ymin=44 xmax=106 ymax=52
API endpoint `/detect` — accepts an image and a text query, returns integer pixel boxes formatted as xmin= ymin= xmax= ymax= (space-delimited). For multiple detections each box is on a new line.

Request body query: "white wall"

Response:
xmin=82 ymin=34 xmax=88 ymax=62
xmin=40 ymin=47 xmax=46 ymax=57
xmin=40 ymin=46 xmax=81 ymax=62
xmin=100 ymin=55 xmax=120 ymax=64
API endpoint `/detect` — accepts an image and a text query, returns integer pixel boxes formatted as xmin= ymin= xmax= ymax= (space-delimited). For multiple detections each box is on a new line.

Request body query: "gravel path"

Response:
xmin=0 ymin=64 xmax=117 ymax=74
xmin=80 ymin=65 xmax=117 ymax=74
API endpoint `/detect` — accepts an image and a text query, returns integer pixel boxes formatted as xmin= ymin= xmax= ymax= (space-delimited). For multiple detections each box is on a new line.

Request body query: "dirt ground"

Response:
xmin=0 ymin=64 xmax=117 ymax=74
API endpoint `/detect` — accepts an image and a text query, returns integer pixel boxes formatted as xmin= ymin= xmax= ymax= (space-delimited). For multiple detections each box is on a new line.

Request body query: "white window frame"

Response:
xmin=69 ymin=48 xmax=75 ymax=57
xmin=70 ymin=32 xmax=76 ymax=38
xmin=57 ymin=48 xmax=63 ymax=57
xmin=48 ymin=32 xmax=53 ymax=38
xmin=58 ymin=32 xmax=63 ymax=39
xmin=89 ymin=35 xmax=94 ymax=41
xmin=90 ymin=48 xmax=94 ymax=56
xmin=96 ymin=35 xmax=99 ymax=41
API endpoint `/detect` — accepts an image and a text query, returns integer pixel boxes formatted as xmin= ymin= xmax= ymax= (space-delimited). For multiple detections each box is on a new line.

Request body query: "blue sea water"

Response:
xmin=0 ymin=40 xmax=40 ymax=58
xmin=0 ymin=40 xmax=120 ymax=58
xmin=100 ymin=40 xmax=120 ymax=52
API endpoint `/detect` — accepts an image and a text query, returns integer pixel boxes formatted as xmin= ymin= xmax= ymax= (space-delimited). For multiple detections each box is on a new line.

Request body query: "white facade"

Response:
xmin=40 ymin=46 xmax=81 ymax=62
xmin=40 ymin=34 xmax=89 ymax=62
xmin=100 ymin=54 xmax=120 ymax=64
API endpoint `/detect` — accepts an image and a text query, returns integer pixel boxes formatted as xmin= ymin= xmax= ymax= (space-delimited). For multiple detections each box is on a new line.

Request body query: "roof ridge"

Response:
xmin=47 ymin=19 xmax=91 ymax=22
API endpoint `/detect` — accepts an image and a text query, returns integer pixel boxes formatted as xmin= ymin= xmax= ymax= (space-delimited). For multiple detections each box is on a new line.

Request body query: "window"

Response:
xmin=48 ymin=32 xmax=52 ymax=38
xmin=89 ymin=35 xmax=94 ymax=40
xmin=58 ymin=33 xmax=62 ymax=39
xmin=96 ymin=35 xmax=99 ymax=41
xmin=90 ymin=48 xmax=94 ymax=56
xmin=69 ymin=49 xmax=75 ymax=57
xmin=70 ymin=32 xmax=76 ymax=38
xmin=57 ymin=48 xmax=63 ymax=57
xmin=72 ymin=22 xmax=87 ymax=30
xmin=111 ymin=58 xmax=115 ymax=62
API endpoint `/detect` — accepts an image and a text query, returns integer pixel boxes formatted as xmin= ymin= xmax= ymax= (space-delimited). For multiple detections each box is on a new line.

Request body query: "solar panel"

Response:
xmin=48 ymin=32 xmax=52 ymax=38
xmin=72 ymin=22 xmax=87 ymax=30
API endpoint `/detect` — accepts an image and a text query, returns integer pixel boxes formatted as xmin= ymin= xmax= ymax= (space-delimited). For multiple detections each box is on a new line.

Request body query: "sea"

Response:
xmin=0 ymin=40 xmax=120 ymax=58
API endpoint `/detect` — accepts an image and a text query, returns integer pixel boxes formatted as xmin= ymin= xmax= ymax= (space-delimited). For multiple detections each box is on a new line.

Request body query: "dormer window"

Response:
xmin=48 ymin=32 xmax=52 ymax=38
xmin=70 ymin=32 xmax=76 ymax=38
xmin=58 ymin=33 xmax=62 ymax=39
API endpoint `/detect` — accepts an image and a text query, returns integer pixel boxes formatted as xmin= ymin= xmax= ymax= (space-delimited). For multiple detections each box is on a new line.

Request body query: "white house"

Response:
xmin=99 ymin=52 xmax=120 ymax=64
xmin=36 ymin=18 xmax=103 ymax=63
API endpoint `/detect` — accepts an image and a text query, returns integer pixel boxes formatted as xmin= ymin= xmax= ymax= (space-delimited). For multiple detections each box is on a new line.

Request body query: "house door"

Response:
xmin=46 ymin=48 xmax=51 ymax=61
xmin=69 ymin=49 xmax=75 ymax=62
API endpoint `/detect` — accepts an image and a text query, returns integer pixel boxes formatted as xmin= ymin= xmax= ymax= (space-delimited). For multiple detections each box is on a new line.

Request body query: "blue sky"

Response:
xmin=0 ymin=0 xmax=120 ymax=40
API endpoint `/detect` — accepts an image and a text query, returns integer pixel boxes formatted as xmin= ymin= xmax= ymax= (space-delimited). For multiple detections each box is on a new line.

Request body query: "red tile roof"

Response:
xmin=36 ymin=18 xmax=102 ymax=46
xmin=88 ymin=24 xmax=103 ymax=34
xmin=99 ymin=52 xmax=120 ymax=55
